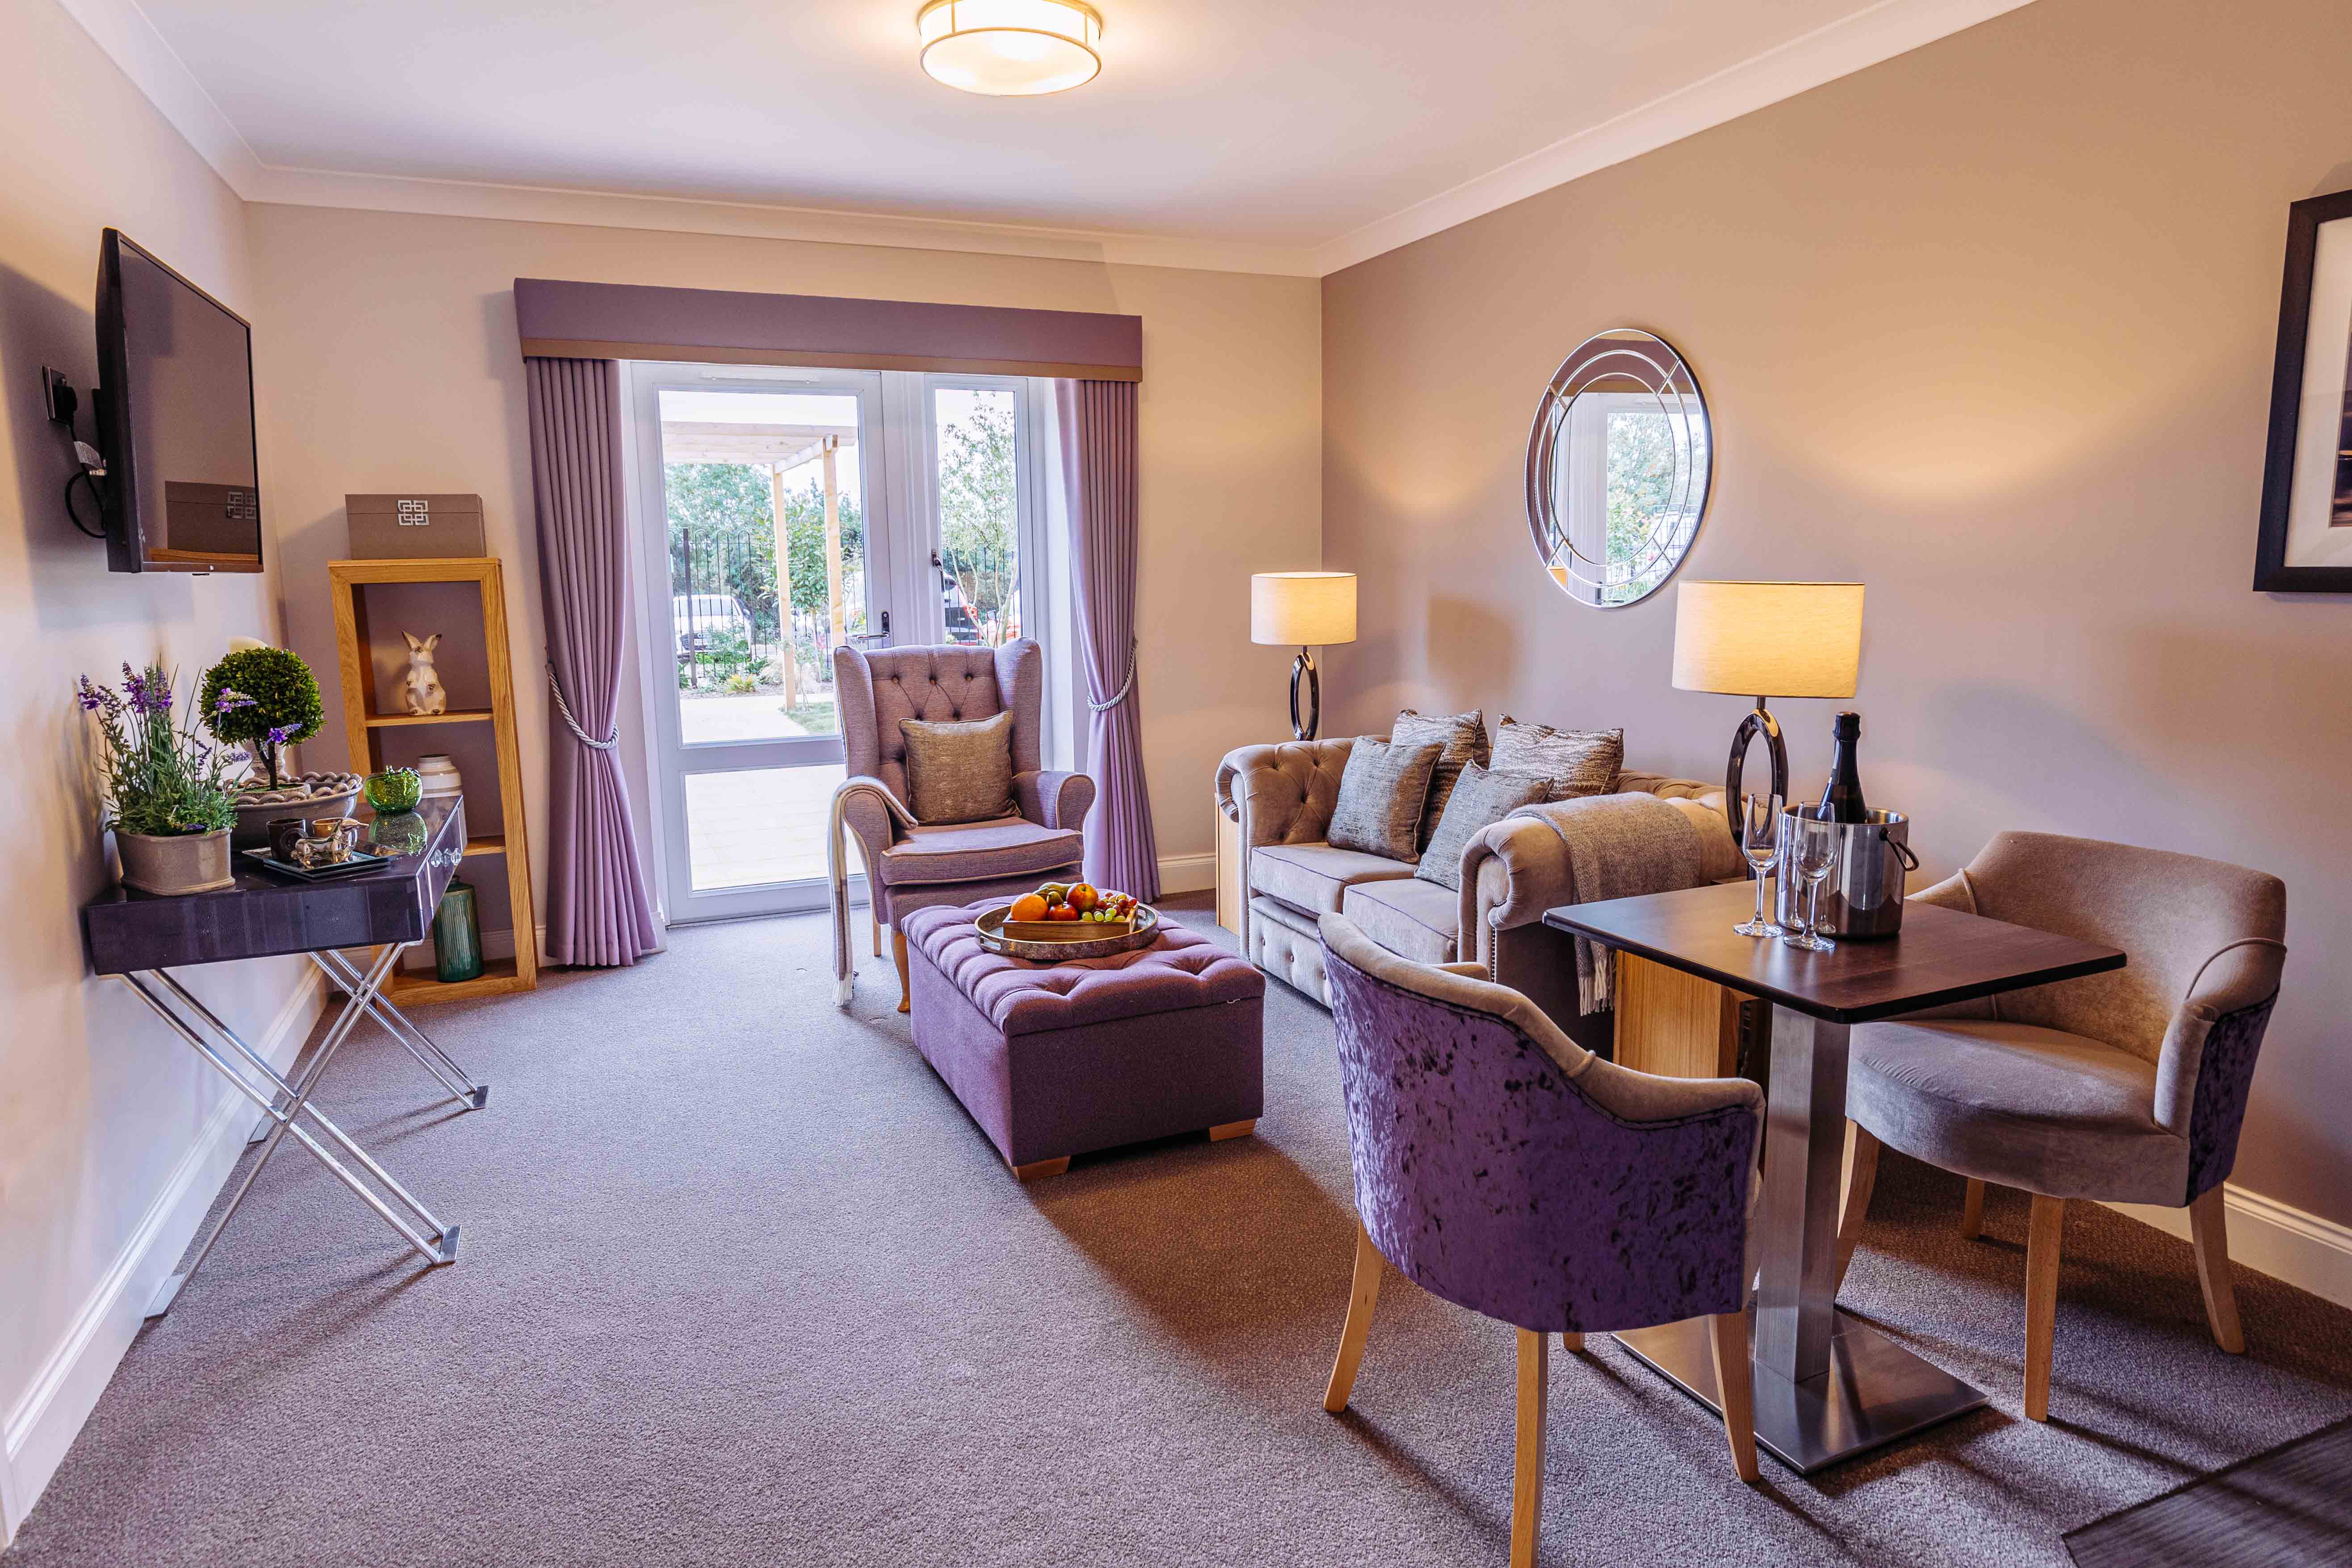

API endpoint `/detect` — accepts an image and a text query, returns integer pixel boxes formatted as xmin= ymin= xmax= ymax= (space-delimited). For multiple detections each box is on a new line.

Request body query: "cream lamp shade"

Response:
xmin=1672 ymin=581 xmax=1863 ymax=698
xmin=1251 ymin=573 xmax=1357 ymax=648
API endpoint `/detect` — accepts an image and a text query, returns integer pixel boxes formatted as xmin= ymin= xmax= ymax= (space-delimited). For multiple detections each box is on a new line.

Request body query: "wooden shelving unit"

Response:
xmin=329 ymin=556 xmax=538 ymax=1004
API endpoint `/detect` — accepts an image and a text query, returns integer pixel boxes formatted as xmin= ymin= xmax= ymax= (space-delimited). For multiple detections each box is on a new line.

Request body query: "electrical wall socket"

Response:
xmin=40 ymin=367 xmax=78 ymax=425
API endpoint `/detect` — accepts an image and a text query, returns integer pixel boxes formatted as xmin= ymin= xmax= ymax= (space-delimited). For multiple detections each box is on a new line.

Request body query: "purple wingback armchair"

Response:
xmin=1315 ymin=914 xmax=1764 ymax=1560
xmin=828 ymin=640 xmax=1095 ymax=1009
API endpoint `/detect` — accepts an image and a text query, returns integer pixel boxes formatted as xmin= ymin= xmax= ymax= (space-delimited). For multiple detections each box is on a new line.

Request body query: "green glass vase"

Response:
xmin=432 ymin=881 xmax=485 ymax=983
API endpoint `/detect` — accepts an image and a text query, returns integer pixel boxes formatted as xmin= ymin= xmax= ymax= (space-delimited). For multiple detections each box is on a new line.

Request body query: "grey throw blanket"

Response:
xmin=1511 ymin=792 xmax=1704 ymax=1014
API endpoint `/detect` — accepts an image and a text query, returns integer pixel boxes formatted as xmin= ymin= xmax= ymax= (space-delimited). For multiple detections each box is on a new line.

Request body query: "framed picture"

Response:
xmin=2255 ymin=188 xmax=2352 ymax=592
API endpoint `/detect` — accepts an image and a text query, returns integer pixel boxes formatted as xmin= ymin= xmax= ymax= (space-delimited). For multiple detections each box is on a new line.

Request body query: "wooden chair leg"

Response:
xmin=2023 ymin=1193 xmax=2065 ymax=1422
xmin=1833 ymin=1121 xmax=1880 ymax=1296
xmin=1322 ymin=1221 xmax=1385 ymax=1413
xmin=1511 ymin=1327 xmax=1548 ymax=1568
xmin=1707 ymin=1310 xmax=1760 ymax=1483
xmin=1559 ymin=1330 xmax=1584 ymax=1354
xmin=2189 ymin=1186 xmax=2246 ymax=1354
xmin=1959 ymin=1178 xmax=1987 ymax=1240
xmin=892 ymin=928 xmax=911 ymax=1014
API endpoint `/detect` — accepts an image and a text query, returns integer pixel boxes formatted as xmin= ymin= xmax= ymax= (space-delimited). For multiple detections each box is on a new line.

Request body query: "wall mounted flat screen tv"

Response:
xmin=95 ymin=229 xmax=263 ymax=573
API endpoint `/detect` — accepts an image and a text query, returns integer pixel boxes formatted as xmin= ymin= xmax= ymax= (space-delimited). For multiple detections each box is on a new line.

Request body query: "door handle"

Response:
xmin=848 ymin=609 xmax=890 ymax=645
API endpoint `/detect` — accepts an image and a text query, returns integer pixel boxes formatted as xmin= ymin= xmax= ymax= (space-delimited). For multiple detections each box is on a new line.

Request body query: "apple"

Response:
xmin=1048 ymin=903 xmax=1081 ymax=922
xmin=1068 ymin=883 xmax=1100 ymax=912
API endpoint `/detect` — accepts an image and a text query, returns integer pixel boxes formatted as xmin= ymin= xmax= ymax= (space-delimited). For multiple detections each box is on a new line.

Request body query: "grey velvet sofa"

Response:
xmin=1215 ymin=737 xmax=1744 ymax=1037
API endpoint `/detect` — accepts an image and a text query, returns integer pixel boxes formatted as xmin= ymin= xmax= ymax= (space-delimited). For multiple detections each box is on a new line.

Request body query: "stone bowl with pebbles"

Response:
xmin=230 ymin=770 xmax=364 ymax=851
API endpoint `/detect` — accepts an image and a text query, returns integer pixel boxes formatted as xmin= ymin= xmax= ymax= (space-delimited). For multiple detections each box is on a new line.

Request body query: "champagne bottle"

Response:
xmin=1817 ymin=711 xmax=1867 ymax=823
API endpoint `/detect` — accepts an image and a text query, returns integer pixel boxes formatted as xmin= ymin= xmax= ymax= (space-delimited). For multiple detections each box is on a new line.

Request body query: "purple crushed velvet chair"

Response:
xmin=828 ymin=640 xmax=1094 ymax=1011
xmin=1316 ymin=914 xmax=1763 ymax=1565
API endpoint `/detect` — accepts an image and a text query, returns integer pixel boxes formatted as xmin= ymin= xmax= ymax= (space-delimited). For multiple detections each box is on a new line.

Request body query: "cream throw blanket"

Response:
xmin=1512 ymin=792 xmax=1704 ymax=1014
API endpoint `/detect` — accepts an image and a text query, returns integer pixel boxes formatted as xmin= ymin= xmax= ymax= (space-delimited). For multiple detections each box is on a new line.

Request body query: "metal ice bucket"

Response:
xmin=1775 ymin=807 xmax=1918 ymax=940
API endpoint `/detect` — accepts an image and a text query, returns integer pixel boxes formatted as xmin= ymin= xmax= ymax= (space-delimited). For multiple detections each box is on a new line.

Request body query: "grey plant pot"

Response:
xmin=117 ymin=828 xmax=235 ymax=895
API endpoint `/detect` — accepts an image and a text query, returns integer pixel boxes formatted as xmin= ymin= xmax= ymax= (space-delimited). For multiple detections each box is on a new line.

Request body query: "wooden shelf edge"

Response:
xmin=384 ymin=957 xmax=530 ymax=1005
xmin=365 ymin=709 xmax=496 ymax=729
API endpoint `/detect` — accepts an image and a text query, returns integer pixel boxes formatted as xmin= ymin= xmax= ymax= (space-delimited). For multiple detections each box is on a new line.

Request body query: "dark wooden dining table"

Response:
xmin=1544 ymin=880 xmax=2125 ymax=1472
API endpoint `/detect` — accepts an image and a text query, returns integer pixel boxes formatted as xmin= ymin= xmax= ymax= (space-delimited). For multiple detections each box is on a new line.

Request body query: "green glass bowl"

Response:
xmin=364 ymin=767 xmax=423 ymax=813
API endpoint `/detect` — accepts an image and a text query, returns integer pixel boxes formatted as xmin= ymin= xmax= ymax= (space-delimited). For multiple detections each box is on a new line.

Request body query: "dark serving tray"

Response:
xmin=239 ymin=847 xmax=394 ymax=883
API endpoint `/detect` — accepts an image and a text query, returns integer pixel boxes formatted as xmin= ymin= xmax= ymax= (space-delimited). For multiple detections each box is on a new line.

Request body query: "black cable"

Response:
xmin=65 ymin=468 xmax=106 ymax=538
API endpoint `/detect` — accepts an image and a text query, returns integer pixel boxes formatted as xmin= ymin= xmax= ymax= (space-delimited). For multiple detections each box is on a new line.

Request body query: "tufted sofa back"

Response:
xmin=837 ymin=640 xmax=1045 ymax=806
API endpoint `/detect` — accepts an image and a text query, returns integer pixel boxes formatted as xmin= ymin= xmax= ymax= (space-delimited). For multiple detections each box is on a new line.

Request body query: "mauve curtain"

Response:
xmin=526 ymin=356 xmax=660 ymax=966
xmin=1057 ymin=379 xmax=1159 ymax=899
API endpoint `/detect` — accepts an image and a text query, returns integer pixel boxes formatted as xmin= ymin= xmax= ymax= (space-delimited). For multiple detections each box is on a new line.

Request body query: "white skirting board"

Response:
xmin=0 ymin=969 xmax=327 ymax=1547
xmin=2101 ymin=1185 xmax=2352 ymax=1314
xmin=1156 ymin=852 xmax=1217 ymax=895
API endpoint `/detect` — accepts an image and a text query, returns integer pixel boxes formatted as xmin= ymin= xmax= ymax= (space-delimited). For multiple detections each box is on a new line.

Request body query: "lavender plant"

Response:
xmin=75 ymin=665 xmax=249 ymax=836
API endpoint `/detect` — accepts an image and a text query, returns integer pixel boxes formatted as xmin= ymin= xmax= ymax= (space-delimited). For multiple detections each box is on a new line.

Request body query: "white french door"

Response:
xmin=627 ymin=363 xmax=1049 ymax=924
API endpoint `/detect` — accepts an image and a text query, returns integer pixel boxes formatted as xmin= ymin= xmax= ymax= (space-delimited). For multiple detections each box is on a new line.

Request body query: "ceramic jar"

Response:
xmin=117 ymin=828 xmax=235 ymax=895
xmin=414 ymin=754 xmax=463 ymax=801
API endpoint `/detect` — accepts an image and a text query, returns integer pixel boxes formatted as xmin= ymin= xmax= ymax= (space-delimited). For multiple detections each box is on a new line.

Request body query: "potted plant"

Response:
xmin=76 ymin=664 xmax=245 ymax=895
xmin=198 ymin=642 xmax=360 ymax=848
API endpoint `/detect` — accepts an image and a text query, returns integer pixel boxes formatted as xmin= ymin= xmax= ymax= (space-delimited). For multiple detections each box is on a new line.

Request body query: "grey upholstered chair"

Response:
xmin=1316 ymin=914 xmax=1763 ymax=1567
xmin=831 ymin=640 xmax=1094 ymax=1011
xmin=1833 ymin=832 xmax=2287 ymax=1422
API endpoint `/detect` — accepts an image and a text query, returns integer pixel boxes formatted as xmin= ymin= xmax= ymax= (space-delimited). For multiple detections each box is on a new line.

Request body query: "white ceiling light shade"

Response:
xmin=916 ymin=0 xmax=1104 ymax=96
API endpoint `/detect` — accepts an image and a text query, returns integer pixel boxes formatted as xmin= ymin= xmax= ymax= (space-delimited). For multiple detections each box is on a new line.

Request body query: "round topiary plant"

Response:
xmin=200 ymin=644 xmax=324 ymax=790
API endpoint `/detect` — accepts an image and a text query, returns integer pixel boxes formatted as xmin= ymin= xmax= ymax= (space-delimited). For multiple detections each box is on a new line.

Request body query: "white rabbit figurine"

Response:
xmin=401 ymin=631 xmax=448 ymax=715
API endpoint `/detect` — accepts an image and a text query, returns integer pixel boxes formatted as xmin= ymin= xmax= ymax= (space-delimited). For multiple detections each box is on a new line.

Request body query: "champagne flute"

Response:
xmin=1785 ymin=811 xmax=1842 ymax=952
xmin=1735 ymin=793 xmax=1784 ymax=937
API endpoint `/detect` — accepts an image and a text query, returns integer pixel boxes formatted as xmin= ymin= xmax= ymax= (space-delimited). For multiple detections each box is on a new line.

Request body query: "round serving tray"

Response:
xmin=974 ymin=902 xmax=1161 ymax=961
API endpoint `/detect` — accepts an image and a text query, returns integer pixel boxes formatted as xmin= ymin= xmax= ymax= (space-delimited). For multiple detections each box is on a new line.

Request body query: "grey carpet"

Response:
xmin=8 ymin=893 xmax=2352 ymax=1568
xmin=2063 ymin=1415 xmax=2352 ymax=1567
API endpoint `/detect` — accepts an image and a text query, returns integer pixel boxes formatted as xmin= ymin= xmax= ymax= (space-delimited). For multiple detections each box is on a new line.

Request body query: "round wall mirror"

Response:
xmin=1524 ymin=328 xmax=1712 ymax=609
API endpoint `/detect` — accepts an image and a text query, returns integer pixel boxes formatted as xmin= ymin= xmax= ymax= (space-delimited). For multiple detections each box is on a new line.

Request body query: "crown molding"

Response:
xmin=55 ymin=0 xmax=266 ymax=190
xmin=1307 ymin=0 xmax=2039 ymax=276
xmin=58 ymin=0 xmax=2035 ymax=280
xmin=241 ymin=164 xmax=1327 ymax=277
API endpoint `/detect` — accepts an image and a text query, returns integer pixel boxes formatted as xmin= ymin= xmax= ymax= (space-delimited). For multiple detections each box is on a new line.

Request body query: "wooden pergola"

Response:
xmin=661 ymin=419 xmax=858 ymax=706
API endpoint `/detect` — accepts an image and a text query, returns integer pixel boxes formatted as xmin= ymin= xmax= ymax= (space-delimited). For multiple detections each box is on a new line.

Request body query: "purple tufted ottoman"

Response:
xmin=898 ymin=902 xmax=1266 ymax=1179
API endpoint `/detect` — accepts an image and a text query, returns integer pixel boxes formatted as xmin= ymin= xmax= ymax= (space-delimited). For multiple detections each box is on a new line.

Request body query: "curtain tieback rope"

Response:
xmin=1088 ymin=640 xmax=1138 ymax=714
xmin=546 ymin=660 xmax=620 ymax=751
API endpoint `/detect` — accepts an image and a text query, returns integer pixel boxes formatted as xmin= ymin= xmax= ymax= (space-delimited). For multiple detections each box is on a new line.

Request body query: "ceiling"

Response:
xmin=76 ymin=0 xmax=2032 ymax=274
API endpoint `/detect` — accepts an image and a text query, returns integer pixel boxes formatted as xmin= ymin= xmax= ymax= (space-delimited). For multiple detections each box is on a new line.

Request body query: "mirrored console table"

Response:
xmin=81 ymin=797 xmax=490 ymax=1317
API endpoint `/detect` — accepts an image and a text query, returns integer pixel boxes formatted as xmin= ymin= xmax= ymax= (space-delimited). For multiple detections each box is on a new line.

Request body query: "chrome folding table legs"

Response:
xmin=307 ymin=947 xmax=488 ymax=1113
xmin=123 ymin=944 xmax=461 ymax=1318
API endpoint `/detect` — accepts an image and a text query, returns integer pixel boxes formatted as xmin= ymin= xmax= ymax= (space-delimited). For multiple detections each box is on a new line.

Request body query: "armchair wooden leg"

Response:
xmin=2189 ymin=1186 xmax=2246 ymax=1354
xmin=1559 ymin=1330 xmax=1584 ymax=1354
xmin=892 ymin=928 xmax=911 ymax=1014
xmin=1511 ymin=1327 xmax=1548 ymax=1568
xmin=1960 ymin=1178 xmax=1987 ymax=1240
xmin=2024 ymin=1194 xmax=2065 ymax=1422
xmin=1833 ymin=1121 xmax=1880 ymax=1296
xmin=1707 ymin=1311 xmax=1760 ymax=1483
xmin=1322 ymin=1221 xmax=1385 ymax=1413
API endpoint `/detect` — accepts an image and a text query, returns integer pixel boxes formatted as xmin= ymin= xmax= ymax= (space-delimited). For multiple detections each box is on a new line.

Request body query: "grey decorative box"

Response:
xmin=346 ymin=493 xmax=486 ymax=559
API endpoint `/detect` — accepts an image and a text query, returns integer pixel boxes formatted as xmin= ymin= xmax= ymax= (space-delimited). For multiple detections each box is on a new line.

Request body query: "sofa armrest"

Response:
xmin=1016 ymin=769 xmax=1095 ymax=831
xmin=1215 ymin=739 xmax=1356 ymax=847
xmin=1457 ymin=813 xmax=1575 ymax=956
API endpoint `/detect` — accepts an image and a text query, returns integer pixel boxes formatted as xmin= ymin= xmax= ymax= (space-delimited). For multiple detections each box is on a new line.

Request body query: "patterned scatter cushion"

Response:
xmin=1326 ymin=739 xmax=1444 ymax=864
xmin=899 ymin=710 xmax=1017 ymax=824
xmin=1493 ymin=717 xmax=1624 ymax=801
xmin=1413 ymin=764 xmax=1557 ymax=891
xmin=1392 ymin=708 xmax=1490 ymax=851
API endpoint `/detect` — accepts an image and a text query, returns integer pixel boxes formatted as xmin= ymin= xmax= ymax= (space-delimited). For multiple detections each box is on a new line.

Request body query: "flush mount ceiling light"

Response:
xmin=916 ymin=0 xmax=1103 ymax=96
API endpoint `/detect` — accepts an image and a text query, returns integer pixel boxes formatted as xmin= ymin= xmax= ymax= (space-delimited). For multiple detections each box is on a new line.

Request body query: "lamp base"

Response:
xmin=1724 ymin=698 xmax=1789 ymax=831
xmin=1289 ymin=648 xmax=1320 ymax=741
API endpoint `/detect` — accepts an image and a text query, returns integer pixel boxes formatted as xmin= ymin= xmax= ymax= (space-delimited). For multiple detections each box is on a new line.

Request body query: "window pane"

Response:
xmin=660 ymin=388 xmax=864 ymax=740
xmin=682 ymin=763 xmax=844 ymax=890
xmin=932 ymin=386 xmax=1020 ymax=647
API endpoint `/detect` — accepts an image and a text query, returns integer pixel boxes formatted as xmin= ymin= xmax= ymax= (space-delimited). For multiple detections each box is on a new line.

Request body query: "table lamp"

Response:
xmin=1671 ymin=581 xmax=1864 ymax=828
xmin=1251 ymin=572 xmax=1356 ymax=740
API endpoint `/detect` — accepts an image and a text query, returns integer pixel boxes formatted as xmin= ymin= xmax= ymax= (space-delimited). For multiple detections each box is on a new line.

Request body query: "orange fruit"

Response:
xmin=1008 ymin=893 xmax=1050 ymax=923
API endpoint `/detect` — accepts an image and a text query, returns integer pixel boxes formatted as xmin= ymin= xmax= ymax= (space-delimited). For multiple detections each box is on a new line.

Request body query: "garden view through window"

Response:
xmin=653 ymin=377 xmax=1028 ymax=899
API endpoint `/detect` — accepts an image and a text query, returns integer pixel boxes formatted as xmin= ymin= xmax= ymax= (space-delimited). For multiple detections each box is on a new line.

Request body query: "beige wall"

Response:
xmin=245 ymin=204 xmax=1322 ymax=927
xmin=1322 ymin=0 xmax=2352 ymax=1224
xmin=0 ymin=0 xmax=313 ymax=1534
